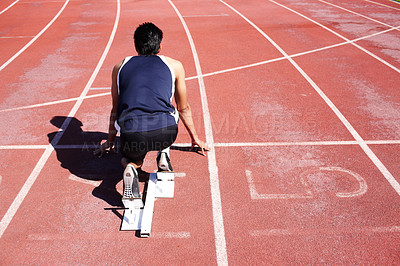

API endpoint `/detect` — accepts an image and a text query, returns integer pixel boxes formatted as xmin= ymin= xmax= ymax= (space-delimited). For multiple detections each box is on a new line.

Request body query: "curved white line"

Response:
xmin=219 ymin=0 xmax=400 ymax=196
xmin=268 ymin=0 xmax=400 ymax=74
xmin=0 ymin=0 xmax=19 ymax=15
xmin=0 ymin=0 xmax=70 ymax=72
xmin=320 ymin=167 xmax=368 ymax=198
xmin=186 ymin=24 xmax=400 ymax=81
xmin=2 ymin=21 xmax=397 ymax=114
xmin=301 ymin=167 xmax=368 ymax=198
xmin=167 ymin=1 xmax=228 ymax=265
xmin=0 ymin=0 xmax=121 ymax=239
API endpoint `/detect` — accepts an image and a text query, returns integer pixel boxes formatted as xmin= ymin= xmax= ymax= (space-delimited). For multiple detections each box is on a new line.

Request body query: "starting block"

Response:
xmin=120 ymin=172 xmax=175 ymax=237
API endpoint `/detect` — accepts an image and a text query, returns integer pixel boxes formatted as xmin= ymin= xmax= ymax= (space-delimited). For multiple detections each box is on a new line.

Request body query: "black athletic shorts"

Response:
xmin=120 ymin=124 xmax=178 ymax=163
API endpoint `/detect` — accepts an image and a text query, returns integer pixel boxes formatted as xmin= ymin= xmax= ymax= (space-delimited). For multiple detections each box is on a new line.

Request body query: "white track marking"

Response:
xmin=0 ymin=147 xmax=53 ymax=239
xmin=0 ymin=0 xmax=20 ymax=15
xmin=0 ymin=145 xmax=48 ymax=149
xmin=89 ymin=87 xmax=110 ymax=90
xmin=366 ymin=0 xmax=400 ymax=11
xmin=174 ymin=172 xmax=186 ymax=178
xmin=215 ymin=140 xmax=400 ymax=146
xmin=0 ymin=0 xmax=70 ymax=72
xmin=2 ymin=22 xmax=397 ymax=114
xmin=319 ymin=0 xmax=400 ymax=30
xmin=215 ymin=140 xmax=358 ymax=147
xmin=0 ymin=92 xmax=110 ymax=113
xmin=268 ymin=0 xmax=400 ymax=74
xmin=250 ymin=225 xmax=400 ymax=237
xmin=0 ymin=0 xmax=120 ymax=239
xmin=183 ymin=13 xmax=229 ymax=18
xmin=1 ymin=139 xmax=400 ymax=150
xmin=0 ymin=36 xmax=35 ymax=39
xmin=327 ymin=167 xmax=368 ymax=198
xmin=168 ymin=1 xmax=228 ymax=265
xmin=246 ymin=169 xmax=313 ymax=199
xmin=365 ymin=140 xmax=400 ymax=145
xmin=220 ymin=0 xmax=400 ymax=197
xmin=151 ymin=231 xmax=191 ymax=238
xmin=245 ymin=170 xmax=259 ymax=199
xmin=301 ymin=167 xmax=368 ymax=198
xmin=185 ymin=25 xmax=400 ymax=81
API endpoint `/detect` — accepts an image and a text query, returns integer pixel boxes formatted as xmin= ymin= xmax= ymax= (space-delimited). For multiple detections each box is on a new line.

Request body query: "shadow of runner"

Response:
xmin=47 ymin=117 xmax=199 ymax=208
xmin=48 ymin=116 xmax=125 ymax=206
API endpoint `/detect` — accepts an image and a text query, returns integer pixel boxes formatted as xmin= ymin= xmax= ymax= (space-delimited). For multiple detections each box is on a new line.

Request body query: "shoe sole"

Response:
xmin=123 ymin=164 xmax=140 ymax=199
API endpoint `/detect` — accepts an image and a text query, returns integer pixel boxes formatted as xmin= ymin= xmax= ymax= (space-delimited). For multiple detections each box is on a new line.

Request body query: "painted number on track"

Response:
xmin=246 ymin=166 xmax=367 ymax=200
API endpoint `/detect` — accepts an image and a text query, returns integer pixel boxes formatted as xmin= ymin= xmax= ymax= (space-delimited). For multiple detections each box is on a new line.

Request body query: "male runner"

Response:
xmin=95 ymin=22 xmax=209 ymax=203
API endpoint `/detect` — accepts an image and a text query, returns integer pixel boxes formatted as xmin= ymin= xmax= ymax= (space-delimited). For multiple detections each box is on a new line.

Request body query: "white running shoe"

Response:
xmin=123 ymin=164 xmax=140 ymax=199
xmin=157 ymin=151 xmax=173 ymax=172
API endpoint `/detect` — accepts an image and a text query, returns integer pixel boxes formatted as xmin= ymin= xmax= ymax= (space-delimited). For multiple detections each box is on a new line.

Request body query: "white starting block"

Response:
xmin=120 ymin=172 xmax=175 ymax=237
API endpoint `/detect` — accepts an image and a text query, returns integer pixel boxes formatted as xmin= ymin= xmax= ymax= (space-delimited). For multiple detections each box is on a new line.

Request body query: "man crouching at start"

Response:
xmin=94 ymin=22 xmax=209 ymax=205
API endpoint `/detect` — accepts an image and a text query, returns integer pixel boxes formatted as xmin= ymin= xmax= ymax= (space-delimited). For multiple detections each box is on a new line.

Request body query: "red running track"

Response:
xmin=1 ymin=0 xmax=400 ymax=264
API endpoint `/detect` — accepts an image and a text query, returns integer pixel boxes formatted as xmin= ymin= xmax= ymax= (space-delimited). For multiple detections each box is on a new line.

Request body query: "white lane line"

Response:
xmin=269 ymin=0 xmax=400 ymax=74
xmin=89 ymin=87 xmax=110 ymax=90
xmin=215 ymin=140 xmax=400 ymax=146
xmin=215 ymin=140 xmax=359 ymax=147
xmin=319 ymin=0 xmax=400 ymax=30
xmin=365 ymin=140 xmax=400 ymax=145
xmin=2 ymin=22 xmax=397 ymax=114
xmin=0 ymin=92 xmax=110 ymax=113
xmin=366 ymin=0 xmax=400 ymax=11
xmin=0 ymin=0 xmax=70 ymax=72
xmin=0 ymin=145 xmax=49 ymax=149
xmin=0 ymin=139 xmax=400 ymax=150
xmin=0 ymin=36 xmax=35 ymax=39
xmin=185 ymin=25 xmax=400 ymax=81
xmin=0 ymin=0 xmax=120 ymax=239
xmin=0 ymin=147 xmax=53 ymax=239
xmin=0 ymin=0 xmax=20 ymax=15
xmin=168 ymin=1 xmax=228 ymax=265
xmin=220 ymin=0 xmax=400 ymax=196
xmin=183 ymin=13 xmax=229 ymax=18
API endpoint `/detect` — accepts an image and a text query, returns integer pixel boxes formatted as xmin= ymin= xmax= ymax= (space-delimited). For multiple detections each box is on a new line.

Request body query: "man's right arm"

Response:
xmin=167 ymin=57 xmax=210 ymax=155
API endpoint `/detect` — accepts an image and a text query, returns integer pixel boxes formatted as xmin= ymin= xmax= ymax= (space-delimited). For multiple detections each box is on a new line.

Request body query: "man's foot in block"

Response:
xmin=157 ymin=151 xmax=173 ymax=172
xmin=123 ymin=163 xmax=140 ymax=200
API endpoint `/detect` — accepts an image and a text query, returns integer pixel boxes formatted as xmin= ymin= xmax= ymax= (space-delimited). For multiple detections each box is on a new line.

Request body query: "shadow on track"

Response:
xmin=47 ymin=116 xmax=200 ymax=208
xmin=47 ymin=116 xmax=150 ymax=207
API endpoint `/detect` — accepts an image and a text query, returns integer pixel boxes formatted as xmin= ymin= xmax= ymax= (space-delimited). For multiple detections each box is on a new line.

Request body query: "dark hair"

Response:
xmin=134 ymin=22 xmax=163 ymax=56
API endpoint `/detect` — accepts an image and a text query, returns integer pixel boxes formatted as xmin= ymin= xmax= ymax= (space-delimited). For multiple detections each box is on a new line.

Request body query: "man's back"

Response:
xmin=117 ymin=55 xmax=178 ymax=132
